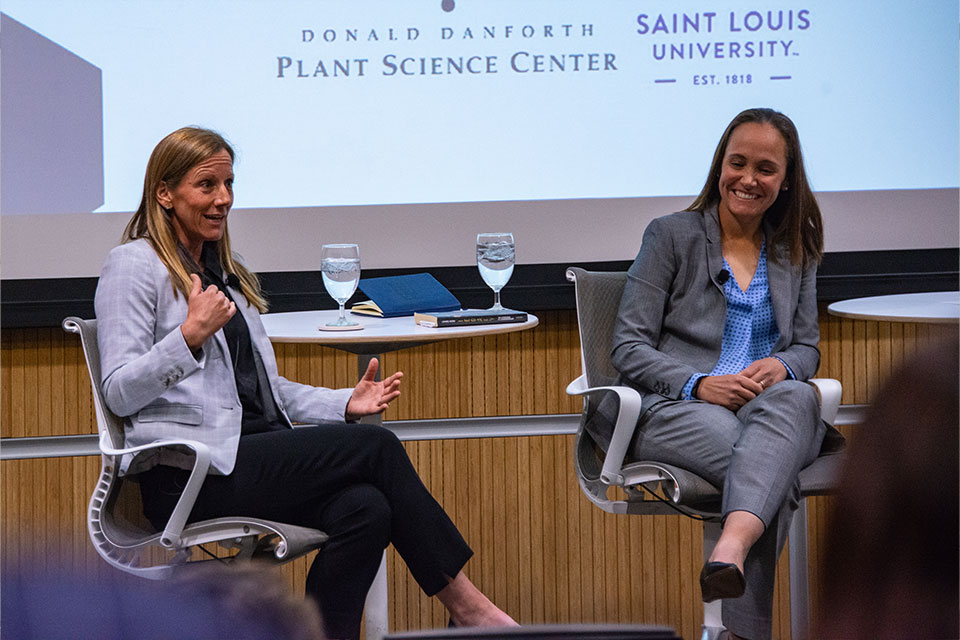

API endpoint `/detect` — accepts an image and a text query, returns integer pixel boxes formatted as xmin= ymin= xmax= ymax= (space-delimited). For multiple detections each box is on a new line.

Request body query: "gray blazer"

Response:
xmin=95 ymin=239 xmax=352 ymax=475
xmin=592 ymin=207 xmax=820 ymax=449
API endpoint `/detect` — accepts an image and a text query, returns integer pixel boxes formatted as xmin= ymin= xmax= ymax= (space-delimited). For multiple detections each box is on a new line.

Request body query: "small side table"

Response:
xmin=827 ymin=291 xmax=959 ymax=324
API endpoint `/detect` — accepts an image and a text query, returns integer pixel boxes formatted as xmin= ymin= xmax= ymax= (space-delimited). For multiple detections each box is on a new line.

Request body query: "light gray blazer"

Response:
xmin=592 ymin=207 xmax=820 ymax=449
xmin=95 ymin=239 xmax=352 ymax=475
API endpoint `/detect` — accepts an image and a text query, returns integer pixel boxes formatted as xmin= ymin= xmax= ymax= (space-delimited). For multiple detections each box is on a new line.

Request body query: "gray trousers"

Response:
xmin=630 ymin=380 xmax=825 ymax=640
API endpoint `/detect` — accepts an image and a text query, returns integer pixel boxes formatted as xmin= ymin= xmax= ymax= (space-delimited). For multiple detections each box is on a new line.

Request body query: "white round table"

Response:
xmin=261 ymin=309 xmax=539 ymax=353
xmin=826 ymin=291 xmax=959 ymax=324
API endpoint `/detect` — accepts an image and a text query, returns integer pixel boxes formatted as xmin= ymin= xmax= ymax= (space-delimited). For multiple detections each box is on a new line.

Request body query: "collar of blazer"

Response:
xmin=701 ymin=205 xmax=798 ymax=344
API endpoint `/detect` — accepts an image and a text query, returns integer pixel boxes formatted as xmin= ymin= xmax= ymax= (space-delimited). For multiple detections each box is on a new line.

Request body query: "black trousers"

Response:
xmin=139 ymin=424 xmax=473 ymax=640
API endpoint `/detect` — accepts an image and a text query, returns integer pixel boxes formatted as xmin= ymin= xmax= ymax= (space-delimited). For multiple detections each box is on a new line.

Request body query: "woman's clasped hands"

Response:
xmin=696 ymin=357 xmax=788 ymax=411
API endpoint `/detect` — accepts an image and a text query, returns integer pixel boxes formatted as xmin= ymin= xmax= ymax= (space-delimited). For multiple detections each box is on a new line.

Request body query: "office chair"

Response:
xmin=563 ymin=269 xmax=843 ymax=640
xmin=63 ymin=316 xmax=329 ymax=580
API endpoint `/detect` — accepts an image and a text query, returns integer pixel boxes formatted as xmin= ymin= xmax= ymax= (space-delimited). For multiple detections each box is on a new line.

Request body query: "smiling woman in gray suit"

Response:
xmin=602 ymin=108 xmax=840 ymax=640
xmin=94 ymin=127 xmax=516 ymax=640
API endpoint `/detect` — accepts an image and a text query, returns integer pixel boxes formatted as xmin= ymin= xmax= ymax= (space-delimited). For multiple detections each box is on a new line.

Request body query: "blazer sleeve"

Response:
xmin=95 ymin=243 xmax=205 ymax=417
xmin=611 ymin=217 xmax=701 ymax=398
xmin=773 ymin=260 xmax=821 ymax=381
xmin=275 ymin=376 xmax=353 ymax=425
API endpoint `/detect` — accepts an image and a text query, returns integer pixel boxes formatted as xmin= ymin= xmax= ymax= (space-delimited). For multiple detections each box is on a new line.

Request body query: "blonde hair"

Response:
xmin=122 ymin=127 xmax=267 ymax=312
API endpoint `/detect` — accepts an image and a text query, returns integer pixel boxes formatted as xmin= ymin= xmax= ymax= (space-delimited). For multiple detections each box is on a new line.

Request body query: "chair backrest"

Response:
xmin=62 ymin=317 xmax=126 ymax=451
xmin=62 ymin=317 xmax=160 ymax=552
xmin=565 ymin=268 xmax=627 ymax=389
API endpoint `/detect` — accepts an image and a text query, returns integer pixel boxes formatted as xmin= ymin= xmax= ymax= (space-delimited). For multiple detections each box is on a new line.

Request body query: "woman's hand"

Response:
xmin=740 ymin=357 xmax=788 ymax=390
xmin=695 ymin=374 xmax=764 ymax=411
xmin=180 ymin=274 xmax=236 ymax=351
xmin=345 ymin=357 xmax=403 ymax=420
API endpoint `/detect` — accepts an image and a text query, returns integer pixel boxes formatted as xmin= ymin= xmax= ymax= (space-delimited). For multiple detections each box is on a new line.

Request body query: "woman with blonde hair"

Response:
xmin=95 ymin=127 xmax=516 ymax=639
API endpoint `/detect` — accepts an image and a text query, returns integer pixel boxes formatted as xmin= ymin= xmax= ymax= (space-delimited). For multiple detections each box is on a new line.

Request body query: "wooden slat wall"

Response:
xmin=2 ymin=307 xmax=955 ymax=639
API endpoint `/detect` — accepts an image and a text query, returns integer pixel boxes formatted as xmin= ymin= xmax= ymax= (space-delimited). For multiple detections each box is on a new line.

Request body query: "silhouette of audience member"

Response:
xmin=817 ymin=335 xmax=959 ymax=639
xmin=2 ymin=562 xmax=326 ymax=639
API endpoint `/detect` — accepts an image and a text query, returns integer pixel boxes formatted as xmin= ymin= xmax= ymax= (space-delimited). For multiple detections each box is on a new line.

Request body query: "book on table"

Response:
xmin=350 ymin=273 xmax=461 ymax=318
xmin=414 ymin=308 xmax=528 ymax=328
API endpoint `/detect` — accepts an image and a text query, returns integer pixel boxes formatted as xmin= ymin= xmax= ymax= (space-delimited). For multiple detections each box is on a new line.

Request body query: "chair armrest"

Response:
xmin=566 ymin=379 xmax=643 ymax=486
xmin=809 ymin=378 xmax=841 ymax=424
xmin=98 ymin=432 xmax=211 ymax=550
xmin=565 ymin=375 xmax=589 ymax=396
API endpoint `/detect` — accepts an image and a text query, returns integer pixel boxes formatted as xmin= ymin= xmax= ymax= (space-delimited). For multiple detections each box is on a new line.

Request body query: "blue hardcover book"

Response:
xmin=350 ymin=273 xmax=461 ymax=318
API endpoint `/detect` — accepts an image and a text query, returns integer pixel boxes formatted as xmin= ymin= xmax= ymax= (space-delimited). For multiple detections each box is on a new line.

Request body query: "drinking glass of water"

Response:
xmin=321 ymin=244 xmax=361 ymax=328
xmin=476 ymin=233 xmax=515 ymax=311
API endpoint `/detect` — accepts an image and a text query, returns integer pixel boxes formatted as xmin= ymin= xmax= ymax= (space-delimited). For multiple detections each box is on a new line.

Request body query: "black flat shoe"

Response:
xmin=700 ymin=561 xmax=746 ymax=602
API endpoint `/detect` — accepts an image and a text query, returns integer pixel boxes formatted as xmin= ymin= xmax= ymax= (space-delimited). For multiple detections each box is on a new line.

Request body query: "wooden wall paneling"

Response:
xmin=531 ymin=315 xmax=549 ymax=415
xmin=5 ymin=329 xmax=26 ymax=437
xmin=816 ymin=304 xmax=840 ymax=382
xmin=53 ymin=329 xmax=69 ymax=436
xmin=864 ymin=320 xmax=880 ymax=402
xmin=434 ymin=438 xmax=451 ymax=627
xmin=772 ymin=542 xmax=790 ymax=638
xmin=63 ymin=325 xmax=93 ymax=439
xmin=664 ymin=517 xmax=682 ymax=630
xmin=877 ymin=322 xmax=893 ymax=384
xmin=901 ymin=323 xmax=918 ymax=366
xmin=540 ymin=426 xmax=559 ymax=622
xmin=585 ymin=460 xmax=602 ymax=620
xmin=465 ymin=435 xmax=484 ymax=618
xmin=839 ymin=317 xmax=856 ymax=404
xmin=1 ymin=332 xmax=12 ymax=437
xmin=77 ymin=334 xmax=95 ymax=436
xmin=543 ymin=312 xmax=562 ymax=420
xmin=440 ymin=437 xmax=458 ymax=626
xmin=402 ymin=343 xmax=424 ymax=422
xmin=477 ymin=426 xmax=494 ymax=603
xmin=526 ymin=435 xmax=545 ymax=623
xmin=636 ymin=506 xmax=656 ymax=624
xmin=626 ymin=503 xmax=642 ymax=623
xmin=468 ymin=336 xmax=483 ymax=418
xmin=507 ymin=432 xmax=524 ymax=619
xmin=615 ymin=496 xmax=631 ymax=623
xmin=678 ymin=514 xmax=697 ymax=635
xmin=552 ymin=432 xmax=572 ymax=622
xmin=493 ymin=336 xmax=511 ymax=607
xmin=888 ymin=322 xmax=905 ymax=373
xmin=852 ymin=320 xmax=868 ymax=404
xmin=36 ymin=330 xmax=54 ymax=441
xmin=564 ymin=309 xmax=583 ymax=415
xmin=520 ymin=326 xmax=536 ymax=416
xmin=412 ymin=440 xmax=431 ymax=627
xmin=493 ymin=437 xmax=509 ymax=609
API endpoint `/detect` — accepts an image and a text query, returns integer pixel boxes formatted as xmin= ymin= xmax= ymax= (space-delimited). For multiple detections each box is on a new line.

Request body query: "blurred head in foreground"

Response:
xmin=818 ymin=335 xmax=959 ymax=639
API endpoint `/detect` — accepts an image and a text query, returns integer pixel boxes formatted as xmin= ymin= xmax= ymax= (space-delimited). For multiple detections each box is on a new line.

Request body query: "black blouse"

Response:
xmin=196 ymin=243 xmax=283 ymax=436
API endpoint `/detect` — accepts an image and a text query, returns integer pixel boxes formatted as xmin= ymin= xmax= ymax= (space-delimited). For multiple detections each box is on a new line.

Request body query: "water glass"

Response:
xmin=476 ymin=233 xmax=515 ymax=310
xmin=320 ymin=244 xmax=361 ymax=327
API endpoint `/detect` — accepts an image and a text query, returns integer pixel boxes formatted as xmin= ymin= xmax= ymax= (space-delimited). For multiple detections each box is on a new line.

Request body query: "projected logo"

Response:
xmin=278 ymin=4 xmax=615 ymax=80
xmin=634 ymin=8 xmax=811 ymax=87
